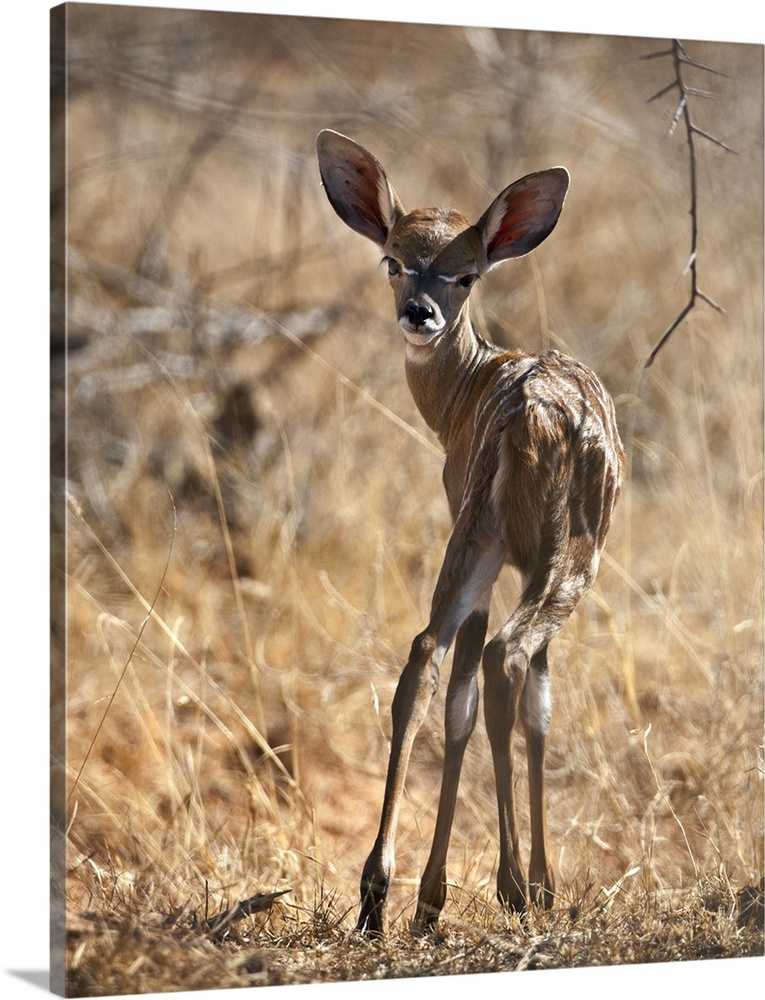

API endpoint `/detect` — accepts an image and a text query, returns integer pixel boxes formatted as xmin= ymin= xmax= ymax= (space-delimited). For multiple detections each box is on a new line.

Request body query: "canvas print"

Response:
xmin=51 ymin=2 xmax=764 ymax=995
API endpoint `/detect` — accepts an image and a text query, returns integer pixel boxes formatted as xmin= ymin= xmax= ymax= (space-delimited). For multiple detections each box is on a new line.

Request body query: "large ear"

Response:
xmin=316 ymin=129 xmax=404 ymax=247
xmin=475 ymin=167 xmax=570 ymax=265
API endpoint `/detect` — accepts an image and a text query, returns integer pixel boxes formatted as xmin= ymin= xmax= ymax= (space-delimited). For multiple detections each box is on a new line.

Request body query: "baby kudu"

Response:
xmin=316 ymin=130 xmax=624 ymax=935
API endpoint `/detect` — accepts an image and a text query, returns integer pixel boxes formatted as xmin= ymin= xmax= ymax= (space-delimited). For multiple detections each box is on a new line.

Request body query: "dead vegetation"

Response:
xmin=52 ymin=5 xmax=764 ymax=995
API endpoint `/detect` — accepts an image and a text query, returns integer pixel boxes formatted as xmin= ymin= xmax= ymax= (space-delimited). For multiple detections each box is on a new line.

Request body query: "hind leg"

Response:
xmin=522 ymin=646 xmax=555 ymax=908
xmin=483 ymin=552 xmax=597 ymax=913
xmin=482 ymin=626 xmax=528 ymax=911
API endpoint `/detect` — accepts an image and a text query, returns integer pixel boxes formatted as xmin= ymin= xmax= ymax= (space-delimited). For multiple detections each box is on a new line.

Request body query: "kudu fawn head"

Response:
xmin=316 ymin=128 xmax=569 ymax=348
xmin=316 ymin=129 xmax=622 ymax=938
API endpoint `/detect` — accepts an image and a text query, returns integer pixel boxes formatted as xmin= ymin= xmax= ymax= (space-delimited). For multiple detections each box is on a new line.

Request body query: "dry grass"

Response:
xmin=52 ymin=6 xmax=764 ymax=996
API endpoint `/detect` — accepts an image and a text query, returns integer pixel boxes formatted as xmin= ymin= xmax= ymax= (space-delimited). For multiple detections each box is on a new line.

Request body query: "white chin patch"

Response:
xmin=400 ymin=322 xmax=443 ymax=347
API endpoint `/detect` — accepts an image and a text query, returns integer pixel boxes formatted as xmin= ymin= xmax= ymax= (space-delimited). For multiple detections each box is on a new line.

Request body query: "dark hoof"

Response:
xmin=357 ymin=878 xmax=388 ymax=936
xmin=498 ymin=885 xmax=527 ymax=915
xmin=411 ymin=900 xmax=441 ymax=936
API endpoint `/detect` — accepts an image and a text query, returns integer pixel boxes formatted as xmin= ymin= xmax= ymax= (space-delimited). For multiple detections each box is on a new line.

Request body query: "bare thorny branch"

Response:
xmin=643 ymin=40 xmax=735 ymax=368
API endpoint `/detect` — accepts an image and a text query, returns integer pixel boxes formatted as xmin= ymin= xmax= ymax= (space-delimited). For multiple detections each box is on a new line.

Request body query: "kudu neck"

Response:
xmin=404 ymin=307 xmax=513 ymax=450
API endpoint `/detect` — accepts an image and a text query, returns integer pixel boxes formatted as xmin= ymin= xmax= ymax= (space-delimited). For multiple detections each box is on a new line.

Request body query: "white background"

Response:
xmin=2 ymin=1 xmax=762 ymax=998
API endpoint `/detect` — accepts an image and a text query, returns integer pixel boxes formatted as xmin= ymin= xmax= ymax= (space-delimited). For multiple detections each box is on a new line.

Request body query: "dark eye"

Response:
xmin=385 ymin=257 xmax=401 ymax=277
xmin=458 ymin=273 xmax=478 ymax=289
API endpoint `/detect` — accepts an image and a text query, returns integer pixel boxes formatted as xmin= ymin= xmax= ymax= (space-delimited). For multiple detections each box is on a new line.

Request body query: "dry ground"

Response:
xmin=52 ymin=5 xmax=764 ymax=995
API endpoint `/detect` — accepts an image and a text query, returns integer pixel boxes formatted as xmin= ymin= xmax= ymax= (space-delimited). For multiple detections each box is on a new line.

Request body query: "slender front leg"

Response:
xmin=358 ymin=634 xmax=438 ymax=935
xmin=413 ymin=598 xmax=490 ymax=932
xmin=358 ymin=530 xmax=506 ymax=935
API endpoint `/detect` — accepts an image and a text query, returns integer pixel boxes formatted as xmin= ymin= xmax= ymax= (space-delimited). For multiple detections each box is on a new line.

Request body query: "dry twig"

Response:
xmin=643 ymin=40 xmax=734 ymax=368
xmin=201 ymin=889 xmax=292 ymax=937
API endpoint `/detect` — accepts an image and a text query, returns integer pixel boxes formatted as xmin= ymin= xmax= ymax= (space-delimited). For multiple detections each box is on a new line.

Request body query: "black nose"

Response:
xmin=404 ymin=300 xmax=435 ymax=327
